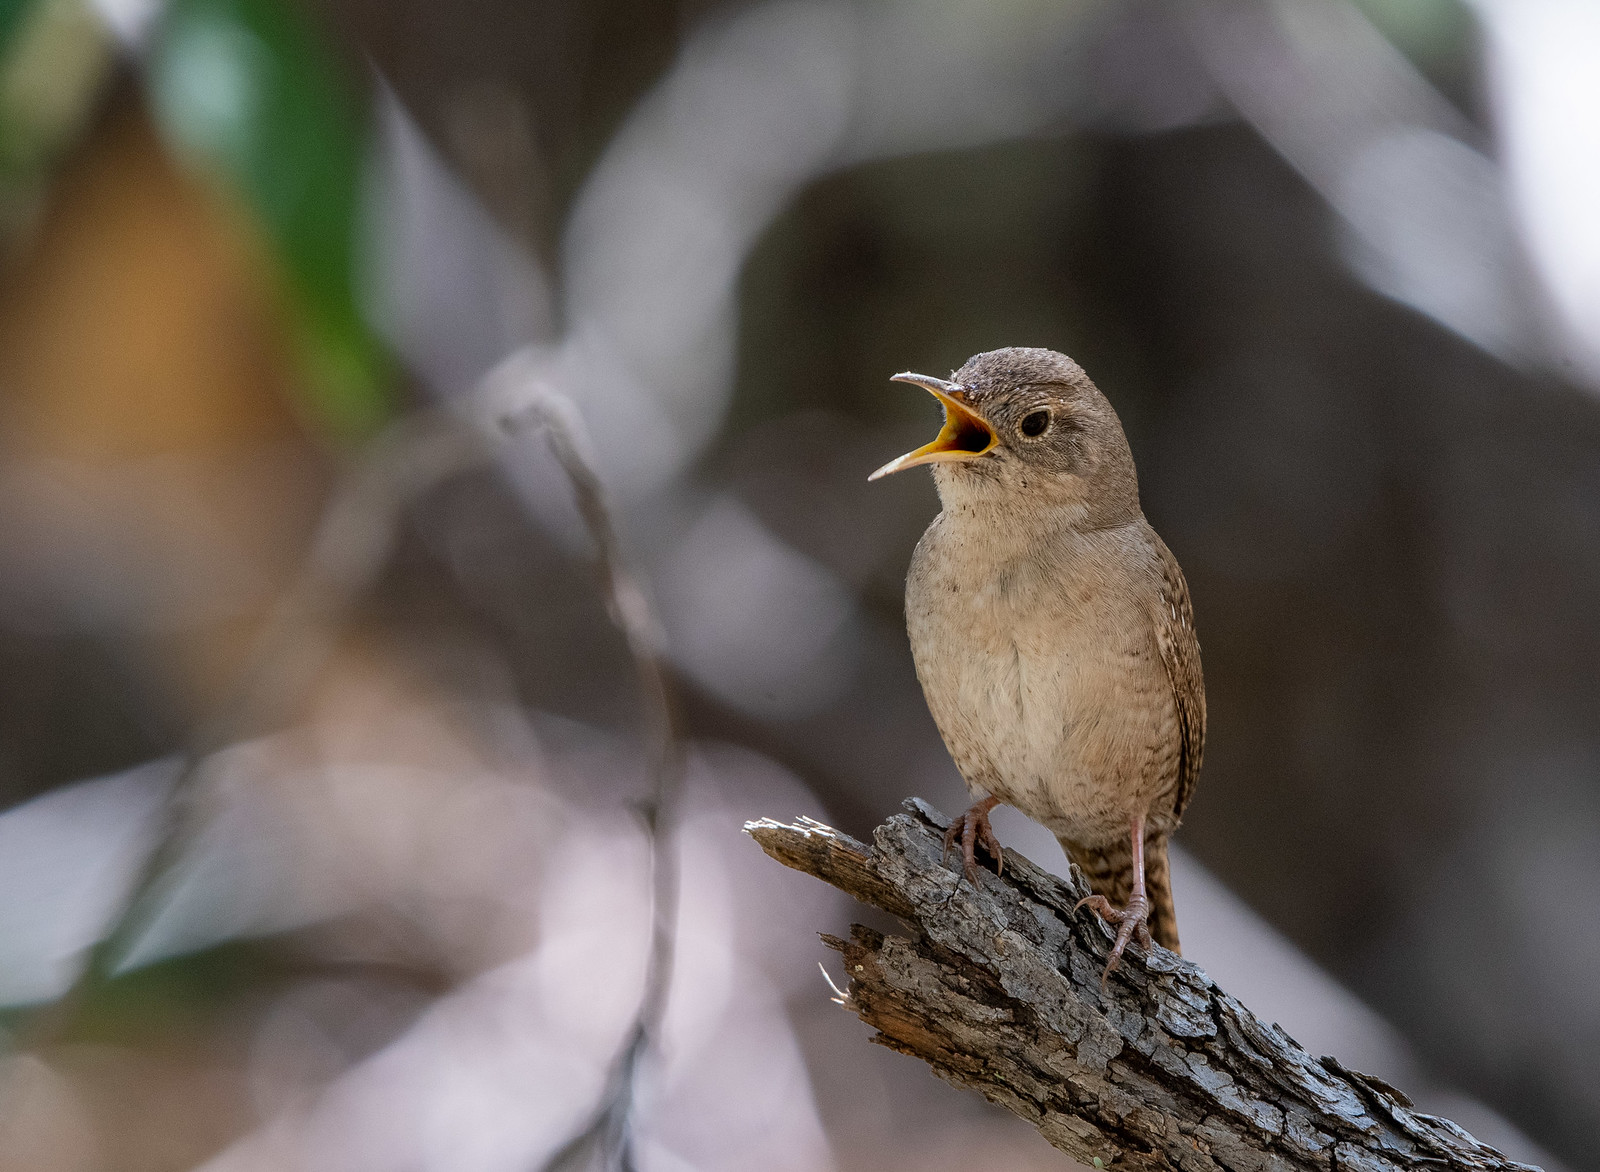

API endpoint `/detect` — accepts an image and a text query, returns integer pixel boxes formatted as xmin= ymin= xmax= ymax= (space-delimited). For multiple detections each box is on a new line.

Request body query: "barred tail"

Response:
xmin=1058 ymin=831 xmax=1181 ymax=954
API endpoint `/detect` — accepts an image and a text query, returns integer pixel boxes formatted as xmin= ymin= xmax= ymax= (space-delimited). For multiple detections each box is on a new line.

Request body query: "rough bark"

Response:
xmin=746 ymin=800 xmax=1538 ymax=1172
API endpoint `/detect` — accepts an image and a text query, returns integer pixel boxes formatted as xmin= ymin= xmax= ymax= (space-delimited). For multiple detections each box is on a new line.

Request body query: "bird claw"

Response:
xmin=1074 ymin=892 xmax=1153 ymax=985
xmin=942 ymin=802 xmax=1004 ymax=885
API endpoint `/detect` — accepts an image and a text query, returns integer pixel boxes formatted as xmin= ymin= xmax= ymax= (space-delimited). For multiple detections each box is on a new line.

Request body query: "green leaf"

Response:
xmin=0 ymin=0 xmax=112 ymax=197
xmin=148 ymin=0 xmax=392 ymax=438
xmin=0 ymin=0 xmax=34 ymax=58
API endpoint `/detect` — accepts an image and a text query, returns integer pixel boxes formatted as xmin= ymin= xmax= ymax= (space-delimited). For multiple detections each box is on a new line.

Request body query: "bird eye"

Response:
xmin=1019 ymin=410 xmax=1050 ymax=438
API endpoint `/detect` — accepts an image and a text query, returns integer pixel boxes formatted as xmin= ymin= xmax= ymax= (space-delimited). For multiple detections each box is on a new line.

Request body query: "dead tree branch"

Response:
xmin=747 ymin=799 xmax=1540 ymax=1172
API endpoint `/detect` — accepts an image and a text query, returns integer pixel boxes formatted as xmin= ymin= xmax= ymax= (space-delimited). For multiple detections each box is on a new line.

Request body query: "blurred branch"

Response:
xmin=500 ymin=376 xmax=686 ymax=1172
xmin=19 ymin=333 xmax=685 ymax=1172
xmin=748 ymin=800 xmax=1542 ymax=1172
xmin=206 ymin=410 xmax=489 ymax=746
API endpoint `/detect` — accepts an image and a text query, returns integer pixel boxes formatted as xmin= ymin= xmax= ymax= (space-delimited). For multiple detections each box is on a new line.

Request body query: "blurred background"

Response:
xmin=0 ymin=0 xmax=1596 ymax=1168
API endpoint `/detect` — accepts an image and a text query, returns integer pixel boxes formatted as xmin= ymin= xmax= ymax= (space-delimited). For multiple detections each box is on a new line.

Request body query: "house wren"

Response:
xmin=870 ymin=347 xmax=1205 ymax=978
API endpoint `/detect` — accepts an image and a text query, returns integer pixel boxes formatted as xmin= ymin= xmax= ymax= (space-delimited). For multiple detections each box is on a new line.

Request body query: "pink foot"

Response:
xmin=942 ymin=798 xmax=1004 ymax=884
xmin=1074 ymin=892 xmax=1153 ymax=984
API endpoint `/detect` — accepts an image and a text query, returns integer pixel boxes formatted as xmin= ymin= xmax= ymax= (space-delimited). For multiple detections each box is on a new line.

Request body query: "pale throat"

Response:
xmin=932 ymin=464 xmax=1098 ymax=561
xmin=934 ymin=463 xmax=1093 ymax=519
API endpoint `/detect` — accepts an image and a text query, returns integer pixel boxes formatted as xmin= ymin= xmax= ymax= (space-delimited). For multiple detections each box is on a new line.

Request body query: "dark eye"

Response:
xmin=1019 ymin=410 xmax=1050 ymax=438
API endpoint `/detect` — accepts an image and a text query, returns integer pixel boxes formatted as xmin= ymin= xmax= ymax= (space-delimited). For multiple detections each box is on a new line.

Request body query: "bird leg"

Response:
xmin=942 ymin=795 xmax=1004 ymax=884
xmin=1074 ymin=814 xmax=1153 ymax=984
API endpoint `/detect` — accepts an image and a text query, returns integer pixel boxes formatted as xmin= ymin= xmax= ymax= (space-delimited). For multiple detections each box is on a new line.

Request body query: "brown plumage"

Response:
xmin=870 ymin=347 xmax=1205 ymax=978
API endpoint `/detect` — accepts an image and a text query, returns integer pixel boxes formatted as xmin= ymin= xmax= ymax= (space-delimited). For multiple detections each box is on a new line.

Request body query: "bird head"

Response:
xmin=869 ymin=347 xmax=1141 ymax=528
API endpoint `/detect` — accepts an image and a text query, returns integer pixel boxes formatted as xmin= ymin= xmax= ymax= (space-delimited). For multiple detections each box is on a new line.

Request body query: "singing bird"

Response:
xmin=870 ymin=347 xmax=1205 ymax=977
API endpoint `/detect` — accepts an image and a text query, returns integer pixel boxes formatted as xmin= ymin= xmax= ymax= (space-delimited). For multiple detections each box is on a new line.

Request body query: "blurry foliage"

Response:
xmin=1351 ymin=0 xmax=1472 ymax=64
xmin=148 ymin=0 xmax=391 ymax=438
xmin=5 ymin=942 xmax=273 ymax=1046
xmin=0 ymin=0 xmax=112 ymax=235
xmin=325 ymin=0 xmax=721 ymax=270
xmin=0 ymin=0 xmax=31 ymax=49
xmin=0 ymin=0 xmax=1592 ymax=1167
xmin=1350 ymin=0 xmax=1478 ymax=110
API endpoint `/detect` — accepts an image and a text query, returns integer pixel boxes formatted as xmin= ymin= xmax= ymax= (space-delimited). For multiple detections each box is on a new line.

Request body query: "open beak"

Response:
xmin=868 ymin=373 xmax=997 ymax=481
